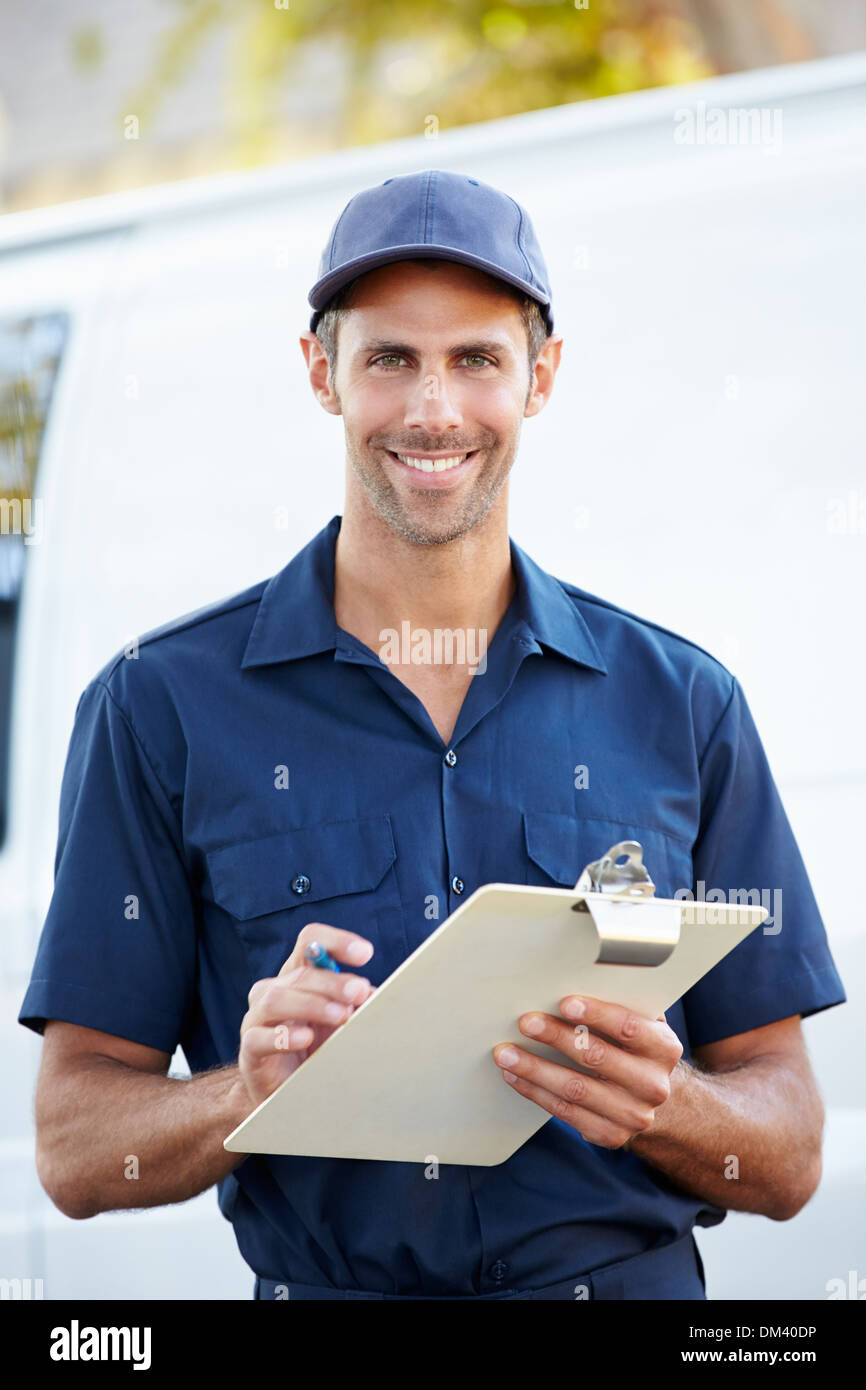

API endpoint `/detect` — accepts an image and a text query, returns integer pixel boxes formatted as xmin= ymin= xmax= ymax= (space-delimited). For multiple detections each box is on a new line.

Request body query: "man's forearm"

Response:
xmin=626 ymin=1054 xmax=823 ymax=1221
xmin=37 ymin=1057 xmax=252 ymax=1219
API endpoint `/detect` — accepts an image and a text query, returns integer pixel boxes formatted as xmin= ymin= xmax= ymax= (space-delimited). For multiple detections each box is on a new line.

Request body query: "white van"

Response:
xmin=1 ymin=54 xmax=864 ymax=1299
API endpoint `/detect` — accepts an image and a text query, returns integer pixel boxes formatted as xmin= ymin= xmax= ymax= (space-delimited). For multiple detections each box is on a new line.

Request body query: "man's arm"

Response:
xmin=35 ymin=1022 xmax=251 ymax=1220
xmin=34 ymin=925 xmax=376 ymax=1220
xmin=625 ymin=1015 xmax=824 ymax=1222
xmin=493 ymin=1003 xmax=824 ymax=1222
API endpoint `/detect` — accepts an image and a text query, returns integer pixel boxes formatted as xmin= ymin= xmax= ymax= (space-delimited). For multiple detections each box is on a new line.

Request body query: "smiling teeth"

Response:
xmin=395 ymin=453 xmax=469 ymax=472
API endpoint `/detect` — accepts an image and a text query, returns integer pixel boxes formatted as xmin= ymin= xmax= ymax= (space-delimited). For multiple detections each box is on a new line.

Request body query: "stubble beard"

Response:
xmin=344 ymin=426 xmax=522 ymax=547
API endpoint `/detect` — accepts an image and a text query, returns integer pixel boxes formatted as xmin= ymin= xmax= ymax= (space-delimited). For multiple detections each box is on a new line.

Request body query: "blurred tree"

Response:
xmin=3 ymin=0 xmax=853 ymax=210
xmin=127 ymin=0 xmax=718 ymax=167
xmin=70 ymin=25 xmax=105 ymax=73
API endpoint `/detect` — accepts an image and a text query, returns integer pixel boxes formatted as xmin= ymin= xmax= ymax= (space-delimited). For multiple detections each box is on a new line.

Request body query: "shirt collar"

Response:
xmin=510 ymin=534 xmax=607 ymax=675
xmin=240 ymin=513 xmax=607 ymax=676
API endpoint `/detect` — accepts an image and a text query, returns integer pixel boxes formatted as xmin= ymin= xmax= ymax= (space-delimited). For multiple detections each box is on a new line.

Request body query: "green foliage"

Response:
xmin=131 ymin=0 xmax=715 ymax=165
xmin=70 ymin=26 xmax=105 ymax=73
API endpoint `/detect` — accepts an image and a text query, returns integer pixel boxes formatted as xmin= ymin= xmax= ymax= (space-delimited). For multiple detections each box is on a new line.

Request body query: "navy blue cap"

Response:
xmin=308 ymin=169 xmax=554 ymax=335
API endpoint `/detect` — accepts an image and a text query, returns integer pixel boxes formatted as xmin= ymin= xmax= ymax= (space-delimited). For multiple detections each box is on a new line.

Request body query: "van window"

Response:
xmin=0 ymin=312 xmax=68 ymax=846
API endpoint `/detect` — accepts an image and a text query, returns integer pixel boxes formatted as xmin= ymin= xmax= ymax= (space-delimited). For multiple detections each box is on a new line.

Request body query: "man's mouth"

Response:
xmin=385 ymin=449 xmax=477 ymax=474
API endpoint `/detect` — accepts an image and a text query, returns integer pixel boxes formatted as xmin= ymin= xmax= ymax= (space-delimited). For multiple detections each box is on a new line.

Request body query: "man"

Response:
xmin=20 ymin=170 xmax=845 ymax=1301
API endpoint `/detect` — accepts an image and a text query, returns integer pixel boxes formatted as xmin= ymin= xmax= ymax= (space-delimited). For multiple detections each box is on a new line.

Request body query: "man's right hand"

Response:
xmin=237 ymin=924 xmax=376 ymax=1107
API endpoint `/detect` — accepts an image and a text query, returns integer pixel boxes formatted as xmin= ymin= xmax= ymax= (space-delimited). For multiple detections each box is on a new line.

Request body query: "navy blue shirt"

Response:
xmin=19 ymin=514 xmax=846 ymax=1295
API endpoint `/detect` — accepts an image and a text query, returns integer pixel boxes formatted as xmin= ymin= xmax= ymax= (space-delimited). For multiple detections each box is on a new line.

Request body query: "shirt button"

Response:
xmin=489 ymin=1260 xmax=508 ymax=1283
xmin=451 ymin=876 xmax=464 ymax=895
xmin=444 ymin=749 xmax=457 ymax=767
xmin=291 ymin=874 xmax=311 ymax=895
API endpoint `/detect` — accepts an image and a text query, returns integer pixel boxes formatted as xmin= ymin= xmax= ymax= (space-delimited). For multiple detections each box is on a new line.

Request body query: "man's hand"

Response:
xmin=493 ymin=996 xmax=683 ymax=1148
xmin=238 ymin=924 xmax=376 ymax=1108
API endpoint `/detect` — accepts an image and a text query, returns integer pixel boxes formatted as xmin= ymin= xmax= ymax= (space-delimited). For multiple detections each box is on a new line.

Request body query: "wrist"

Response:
xmin=225 ymin=1068 xmax=253 ymax=1123
xmin=627 ymin=1058 xmax=693 ymax=1154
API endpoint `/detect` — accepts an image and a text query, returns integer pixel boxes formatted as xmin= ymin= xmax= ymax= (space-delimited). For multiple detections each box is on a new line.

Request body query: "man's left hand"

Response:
xmin=493 ymin=996 xmax=683 ymax=1148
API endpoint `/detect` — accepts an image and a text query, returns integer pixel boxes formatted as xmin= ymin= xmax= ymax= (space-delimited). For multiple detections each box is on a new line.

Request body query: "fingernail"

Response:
xmin=325 ymin=1002 xmax=347 ymax=1022
xmin=343 ymin=977 xmax=366 ymax=1001
xmin=562 ymin=998 xmax=585 ymax=1019
xmin=522 ymin=1016 xmax=544 ymax=1035
xmin=497 ymin=1046 xmax=519 ymax=1067
xmin=346 ymin=941 xmax=372 ymax=963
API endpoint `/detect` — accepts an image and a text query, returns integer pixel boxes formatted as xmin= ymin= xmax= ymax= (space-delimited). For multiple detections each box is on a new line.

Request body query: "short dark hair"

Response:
xmin=314 ymin=258 xmax=549 ymax=382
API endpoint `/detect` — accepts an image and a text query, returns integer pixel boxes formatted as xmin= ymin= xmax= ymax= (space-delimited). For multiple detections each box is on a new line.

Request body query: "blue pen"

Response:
xmin=305 ymin=941 xmax=341 ymax=973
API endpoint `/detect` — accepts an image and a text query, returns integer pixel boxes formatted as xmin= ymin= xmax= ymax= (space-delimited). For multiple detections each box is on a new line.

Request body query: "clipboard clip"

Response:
xmin=572 ymin=841 xmax=681 ymax=967
xmin=574 ymin=840 xmax=656 ymax=898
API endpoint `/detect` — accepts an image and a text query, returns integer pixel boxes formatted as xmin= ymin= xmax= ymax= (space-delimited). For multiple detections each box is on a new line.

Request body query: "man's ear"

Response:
xmin=299 ymin=330 xmax=341 ymax=416
xmin=524 ymin=334 xmax=563 ymax=419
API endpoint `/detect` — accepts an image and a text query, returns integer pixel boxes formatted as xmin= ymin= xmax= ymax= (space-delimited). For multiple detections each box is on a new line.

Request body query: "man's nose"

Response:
xmin=402 ymin=367 xmax=463 ymax=431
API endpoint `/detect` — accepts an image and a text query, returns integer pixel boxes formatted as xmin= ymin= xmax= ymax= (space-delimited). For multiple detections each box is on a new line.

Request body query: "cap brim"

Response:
xmin=308 ymin=244 xmax=552 ymax=333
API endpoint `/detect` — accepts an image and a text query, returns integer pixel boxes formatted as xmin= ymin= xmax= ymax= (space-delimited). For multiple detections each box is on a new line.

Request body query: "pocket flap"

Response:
xmin=523 ymin=809 xmax=586 ymax=885
xmin=523 ymin=809 xmax=692 ymax=896
xmin=206 ymin=816 xmax=396 ymax=921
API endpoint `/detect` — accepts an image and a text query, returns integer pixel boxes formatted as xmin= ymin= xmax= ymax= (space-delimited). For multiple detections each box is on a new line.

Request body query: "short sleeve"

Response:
xmin=18 ymin=677 xmax=197 ymax=1052
xmin=682 ymin=676 xmax=846 ymax=1049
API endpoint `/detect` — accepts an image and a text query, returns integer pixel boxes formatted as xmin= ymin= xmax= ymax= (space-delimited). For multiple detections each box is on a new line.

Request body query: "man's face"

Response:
xmin=322 ymin=260 xmax=547 ymax=546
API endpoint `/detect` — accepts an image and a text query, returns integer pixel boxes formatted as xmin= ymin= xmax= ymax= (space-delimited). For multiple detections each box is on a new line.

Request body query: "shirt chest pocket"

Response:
xmin=203 ymin=815 xmax=401 ymax=986
xmin=522 ymin=809 xmax=694 ymax=901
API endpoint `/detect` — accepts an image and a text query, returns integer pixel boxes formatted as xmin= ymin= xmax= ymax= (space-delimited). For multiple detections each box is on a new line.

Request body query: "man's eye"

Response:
xmin=462 ymin=355 xmax=493 ymax=368
xmin=372 ymin=354 xmax=405 ymax=369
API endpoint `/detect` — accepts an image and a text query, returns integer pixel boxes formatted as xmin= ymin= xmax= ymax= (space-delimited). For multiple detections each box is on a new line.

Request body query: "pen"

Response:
xmin=305 ymin=941 xmax=341 ymax=973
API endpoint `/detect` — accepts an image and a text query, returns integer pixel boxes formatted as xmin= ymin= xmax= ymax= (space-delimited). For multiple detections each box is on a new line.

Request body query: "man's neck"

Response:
xmin=333 ymin=500 xmax=516 ymax=659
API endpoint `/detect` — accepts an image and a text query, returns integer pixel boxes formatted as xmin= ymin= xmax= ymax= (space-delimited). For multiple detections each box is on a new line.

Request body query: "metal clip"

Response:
xmin=572 ymin=841 xmax=681 ymax=967
xmin=574 ymin=841 xmax=656 ymax=898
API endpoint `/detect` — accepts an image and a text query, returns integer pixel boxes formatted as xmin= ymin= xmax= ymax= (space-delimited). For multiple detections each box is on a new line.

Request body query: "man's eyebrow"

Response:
xmin=354 ymin=338 xmax=516 ymax=358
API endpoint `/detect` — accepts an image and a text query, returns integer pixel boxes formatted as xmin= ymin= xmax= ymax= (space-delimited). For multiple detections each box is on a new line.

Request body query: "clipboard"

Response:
xmin=224 ymin=841 xmax=767 ymax=1166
